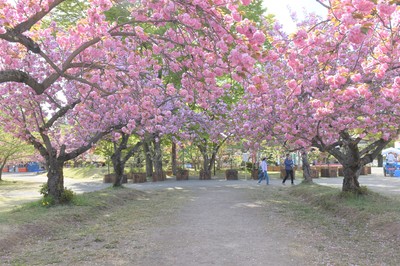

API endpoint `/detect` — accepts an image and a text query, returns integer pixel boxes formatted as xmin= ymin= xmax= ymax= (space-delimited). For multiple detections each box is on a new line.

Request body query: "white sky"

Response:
xmin=262 ymin=0 xmax=328 ymax=33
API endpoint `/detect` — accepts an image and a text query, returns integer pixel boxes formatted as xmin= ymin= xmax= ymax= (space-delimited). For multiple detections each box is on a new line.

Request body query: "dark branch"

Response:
xmin=0 ymin=29 xmax=41 ymax=53
xmin=0 ymin=70 xmax=45 ymax=93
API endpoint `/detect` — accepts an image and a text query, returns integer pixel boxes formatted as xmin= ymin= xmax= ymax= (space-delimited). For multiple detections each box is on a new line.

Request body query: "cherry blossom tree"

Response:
xmin=108 ymin=96 xmax=184 ymax=185
xmin=241 ymin=0 xmax=400 ymax=193
xmin=173 ymin=101 xmax=235 ymax=180
xmin=0 ymin=0 xmax=265 ymax=202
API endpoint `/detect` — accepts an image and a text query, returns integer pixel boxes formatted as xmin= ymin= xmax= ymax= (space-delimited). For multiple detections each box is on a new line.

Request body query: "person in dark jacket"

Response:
xmin=282 ymin=154 xmax=294 ymax=185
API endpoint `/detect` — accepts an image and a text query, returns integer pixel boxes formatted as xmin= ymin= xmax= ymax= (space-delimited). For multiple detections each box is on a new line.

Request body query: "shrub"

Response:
xmin=60 ymin=188 xmax=75 ymax=204
xmin=39 ymin=183 xmax=75 ymax=206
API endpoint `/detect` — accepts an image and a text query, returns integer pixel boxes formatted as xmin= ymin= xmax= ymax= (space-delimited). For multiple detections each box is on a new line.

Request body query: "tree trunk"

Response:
xmin=200 ymin=168 xmax=212 ymax=180
xmin=377 ymin=154 xmax=383 ymax=167
xmin=171 ymin=141 xmax=177 ymax=176
xmin=301 ymin=150 xmax=313 ymax=183
xmin=110 ymin=134 xmax=142 ymax=186
xmin=47 ymin=159 xmax=65 ymax=203
xmin=0 ymin=157 xmax=9 ymax=181
xmin=111 ymin=147 xmax=126 ymax=187
xmin=0 ymin=160 xmax=4 ymax=181
xmin=342 ymin=166 xmax=361 ymax=193
xmin=152 ymin=139 xmax=164 ymax=182
xmin=143 ymin=142 xmax=153 ymax=180
xmin=198 ymin=142 xmax=220 ymax=180
xmin=200 ymin=153 xmax=212 ymax=180
xmin=110 ymin=136 xmax=127 ymax=187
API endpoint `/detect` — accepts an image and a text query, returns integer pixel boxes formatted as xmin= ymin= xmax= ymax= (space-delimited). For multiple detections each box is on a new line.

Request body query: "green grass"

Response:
xmin=288 ymin=183 xmax=400 ymax=214
xmin=0 ymin=179 xmax=37 ymax=188
xmin=247 ymin=182 xmax=400 ymax=264
xmin=0 ymin=187 xmax=189 ymax=265
xmin=278 ymin=183 xmax=400 ymax=241
xmin=63 ymin=167 xmax=110 ymax=179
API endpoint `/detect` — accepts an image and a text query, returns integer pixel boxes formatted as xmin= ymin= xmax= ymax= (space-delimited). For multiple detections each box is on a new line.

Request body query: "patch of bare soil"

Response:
xmin=1 ymin=183 xmax=400 ymax=265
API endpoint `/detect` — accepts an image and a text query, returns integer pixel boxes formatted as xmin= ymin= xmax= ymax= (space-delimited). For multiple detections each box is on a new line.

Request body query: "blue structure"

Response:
xmin=383 ymin=162 xmax=400 ymax=177
xmin=27 ymin=162 xmax=40 ymax=172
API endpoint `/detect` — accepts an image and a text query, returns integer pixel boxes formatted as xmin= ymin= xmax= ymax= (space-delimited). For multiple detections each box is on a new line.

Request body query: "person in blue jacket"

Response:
xmin=282 ymin=153 xmax=294 ymax=185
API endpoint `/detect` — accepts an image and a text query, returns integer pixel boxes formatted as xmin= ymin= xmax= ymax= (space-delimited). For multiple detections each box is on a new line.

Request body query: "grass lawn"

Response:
xmin=63 ymin=167 xmax=110 ymax=179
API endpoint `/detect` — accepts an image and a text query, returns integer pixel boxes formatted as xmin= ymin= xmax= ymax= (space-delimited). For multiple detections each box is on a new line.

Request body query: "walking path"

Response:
xmin=133 ymin=184 xmax=314 ymax=266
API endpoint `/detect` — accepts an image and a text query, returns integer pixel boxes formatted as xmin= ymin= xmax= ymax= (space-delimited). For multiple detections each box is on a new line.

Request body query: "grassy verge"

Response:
xmin=63 ymin=167 xmax=110 ymax=179
xmin=0 ymin=186 xmax=189 ymax=265
xmin=241 ymin=182 xmax=400 ymax=264
xmin=276 ymin=183 xmax=400 ymax=264
xmin=287 ymin=183 xmax=400 ymax=221
xmin=0 ymin=180 xmax=35 ymax=188
xmin=0 ymin=180 xmax=43 ymax=211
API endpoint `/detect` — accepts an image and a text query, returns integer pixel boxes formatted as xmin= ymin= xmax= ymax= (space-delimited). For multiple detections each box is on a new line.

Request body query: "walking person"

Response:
xmin=386 ymin=152 xmax=396 ymax=166
xmin=282 ymin=153 xmax=294 ymax=185
xmin=257 ymin=157 xmax=270 ymax=185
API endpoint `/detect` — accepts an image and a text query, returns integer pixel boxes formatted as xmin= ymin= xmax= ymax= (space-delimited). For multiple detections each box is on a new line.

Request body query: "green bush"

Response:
xmin=60 ymin=188 xmax=75 ymax=204
xmin=39 ymin=183 xmax=49 ymax=197
xmin=39 ymin=183 xmax=75 ymax=206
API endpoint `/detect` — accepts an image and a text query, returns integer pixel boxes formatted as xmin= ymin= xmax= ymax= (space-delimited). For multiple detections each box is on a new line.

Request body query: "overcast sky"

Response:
xmin=262 ymin=0 xmax=328 ymax=32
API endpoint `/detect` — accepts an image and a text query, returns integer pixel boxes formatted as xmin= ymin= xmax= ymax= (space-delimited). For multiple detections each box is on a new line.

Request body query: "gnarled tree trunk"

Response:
xmin=47 ymin=157 xmax=65 ymax=203
xmin=342 ymin=166 xmax=361 ymax=192
xmin=313 ymin=131 xmax=390 ymax=194
xmin=111 ymin=133 xmax=142 ymax=187
xmin=152 ymin=138 xmax=164 ymax=182
xmin=301 ymin=150 xmax=313 ymax=183
xmin=198 ymin=142 xmax=220 ymax=180
xmin=171 ymin=141 xmax=177 ymax=176
xmin=0 ymin=155 xmax=10 ymax=181
xmin=111 ymin=134 xmax=129 ymax=187
xmin=111 ymin=147 xmax=126 ymax=187
xmin=143 ymin=141 xmax=153 ymax=180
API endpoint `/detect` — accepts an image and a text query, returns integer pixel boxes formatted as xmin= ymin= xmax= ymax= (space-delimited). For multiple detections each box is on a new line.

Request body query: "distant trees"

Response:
xmin=0 ymin=130 xmax=35 ymax=180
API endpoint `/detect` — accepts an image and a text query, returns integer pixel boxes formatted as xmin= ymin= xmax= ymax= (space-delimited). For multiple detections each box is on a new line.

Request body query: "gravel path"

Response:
xmin=132 ymin=184 xmax=315 ymax=266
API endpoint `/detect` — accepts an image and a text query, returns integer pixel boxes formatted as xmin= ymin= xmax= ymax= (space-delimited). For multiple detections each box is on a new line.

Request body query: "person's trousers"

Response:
xmin=258 ymin=171 xmax=269 ymax=184
xmin=283 ymin=170 xmax=294 ymax=184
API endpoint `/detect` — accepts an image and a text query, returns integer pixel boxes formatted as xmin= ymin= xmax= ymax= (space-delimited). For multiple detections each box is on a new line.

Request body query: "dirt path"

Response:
xmin=132 ymin=184 xmax=317 ymax=266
